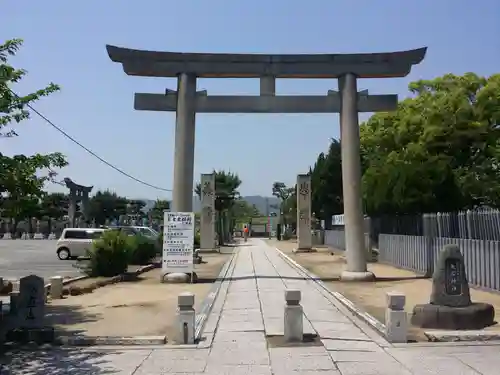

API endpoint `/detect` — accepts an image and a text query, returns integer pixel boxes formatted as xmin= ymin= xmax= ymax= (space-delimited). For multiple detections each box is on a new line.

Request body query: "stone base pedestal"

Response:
xmin=412 ymin=303 xmax=495 ymax=330
xmin=292 ymin=247 xmax=317 ymax=253
xmin=340 ymin=270 xmax=375 ymax=282
xmin=161 ymin=272 xmax=197 ymax=284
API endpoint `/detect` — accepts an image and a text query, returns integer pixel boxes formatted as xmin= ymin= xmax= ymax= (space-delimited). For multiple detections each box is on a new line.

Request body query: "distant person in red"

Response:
xmin=243 ymin=225 xmax=249 ymax=242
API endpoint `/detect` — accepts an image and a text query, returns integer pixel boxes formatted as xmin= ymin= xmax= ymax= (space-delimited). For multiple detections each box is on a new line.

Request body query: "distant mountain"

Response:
xmin=140 ymin=196 xmax=281 ymax=215
xmin=243 ymin=196 xmax=280 ymax=215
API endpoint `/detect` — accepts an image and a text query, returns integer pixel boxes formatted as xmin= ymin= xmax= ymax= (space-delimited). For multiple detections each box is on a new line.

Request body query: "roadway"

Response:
xmin=0 ymin=240 xmax=83 ymax=281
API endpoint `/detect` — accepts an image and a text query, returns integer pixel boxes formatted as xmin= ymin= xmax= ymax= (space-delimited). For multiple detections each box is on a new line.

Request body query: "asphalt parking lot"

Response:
xmin=0 ymin=240 xmax=83 ymax=281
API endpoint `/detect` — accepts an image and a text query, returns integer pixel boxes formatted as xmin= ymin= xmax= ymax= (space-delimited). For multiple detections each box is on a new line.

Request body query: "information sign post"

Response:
xmin=162 ymin=211 xmax=195 ymax=282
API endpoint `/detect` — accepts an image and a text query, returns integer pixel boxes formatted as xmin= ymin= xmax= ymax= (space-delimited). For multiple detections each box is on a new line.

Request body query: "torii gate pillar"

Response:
xmin=172 ymin=73 xmax=197 ymax=212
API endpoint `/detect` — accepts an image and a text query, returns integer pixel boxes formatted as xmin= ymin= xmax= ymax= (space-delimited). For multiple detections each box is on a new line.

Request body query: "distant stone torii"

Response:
xmin=63 ymin=178 xmax=93 ymax=227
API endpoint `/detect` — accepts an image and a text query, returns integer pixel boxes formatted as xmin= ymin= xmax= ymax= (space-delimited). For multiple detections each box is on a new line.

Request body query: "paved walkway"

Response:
xmin=2 ymin=239 xmax=500 ymax=374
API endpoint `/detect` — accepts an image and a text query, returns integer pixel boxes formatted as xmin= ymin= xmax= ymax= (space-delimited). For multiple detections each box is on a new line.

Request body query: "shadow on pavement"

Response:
xmin=44 ymin=303 xmax=100 ymax=336
xmin=0 ymin=348 xmax=124 ymax=374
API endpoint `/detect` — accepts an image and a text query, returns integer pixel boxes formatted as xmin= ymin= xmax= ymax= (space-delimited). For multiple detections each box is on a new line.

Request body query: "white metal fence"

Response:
xmin=324 ymin=229 xmax=371 ymax=253
xmin=378 ymin=234 xmax=500 ymax=291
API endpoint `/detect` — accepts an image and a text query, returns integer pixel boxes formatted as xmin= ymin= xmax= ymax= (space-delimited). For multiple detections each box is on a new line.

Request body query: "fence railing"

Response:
xmin=324 ymin=229 xmax=371 ymax=252
xmin=370 ymin=208 xmax=500 ymax=242
xmin=378 ymin=234 xmax=500 ymax=292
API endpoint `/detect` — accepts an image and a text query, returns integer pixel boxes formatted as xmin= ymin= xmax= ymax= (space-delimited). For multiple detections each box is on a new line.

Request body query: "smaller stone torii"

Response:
xmin=64 ymin=178 xmax=93 ymax=228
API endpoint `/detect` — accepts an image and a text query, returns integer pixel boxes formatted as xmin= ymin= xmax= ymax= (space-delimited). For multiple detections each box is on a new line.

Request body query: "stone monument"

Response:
xmin=294 ymin=174 xmax=314 ymax=252
xmin=18 ymin=275 xmax=45 ymax=329
xmin=106 ymin=45 xmax=426 ymax=281
xmin=6 ymin=274 xmax=54 ymax=343
xmin=411 ymin=244 xmax=494 ymax=329
xmin=200 ymin=173 xmax=216 ymax=252
xmin=64 ymin=178 xmax=93 ymax=227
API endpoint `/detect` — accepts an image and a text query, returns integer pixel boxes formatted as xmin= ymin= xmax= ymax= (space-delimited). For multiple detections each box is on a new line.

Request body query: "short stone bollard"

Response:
xmin=176 ymin=292 xmax=195 ymax=344
xmin=284 ymin=289 xmax=303 ymax=342
xmin=50 ymin=276 xmax=64 ymax=299
xmin=385 ymin=291 xmax=407 ymax=343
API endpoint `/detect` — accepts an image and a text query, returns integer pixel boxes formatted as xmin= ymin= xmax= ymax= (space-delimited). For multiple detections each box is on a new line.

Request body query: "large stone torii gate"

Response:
xmin=106 ymin=45 xmax=426 ymax=281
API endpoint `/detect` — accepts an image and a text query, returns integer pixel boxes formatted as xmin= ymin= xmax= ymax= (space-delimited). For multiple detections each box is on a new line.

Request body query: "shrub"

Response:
xmin=128 ymin=235 xmax=157 ymax=265
xmin=194 ymin=232 xmax=200 ymax=247
xmin=85 ymin=230 xmax=129 ymax=277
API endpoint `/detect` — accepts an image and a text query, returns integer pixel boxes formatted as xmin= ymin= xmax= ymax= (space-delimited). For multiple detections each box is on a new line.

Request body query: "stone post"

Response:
xmin=33 ymin=220 xmax=44 ymax=239
xmin=68 ymin=190 xmax=77 ymax=227
xmin=385 ymin=292 xmax=407 ymax=343
xmin=9 ymin=291 xmax=19 ymax=315
xmin=284 ymin=289 xmax=303 ymax=342
xmin=200 ymin=173 xmax=216 ymax=251
xmin=176 ymin=292 xmax=195 ymax=344
xmin=260 ymin=76 xmax=276 ymax=96
xmin=3 ymin=221 xmax=11 ymax=239
xmin=295 ymin=174 xmax=312 ymax=251
xmin=339 ymin=73 xmax=374 ymax=281
xmin=172 ymin=73 xmax=197 ymax=212
xmin=81 ymin=191 xmax=90 ymax=224
xmin=50 ymin=276 xmax=63 ymax=299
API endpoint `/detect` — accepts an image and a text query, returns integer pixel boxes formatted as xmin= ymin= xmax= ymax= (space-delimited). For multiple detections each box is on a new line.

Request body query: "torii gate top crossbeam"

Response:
xmin=106 ymin=45 xmax=427 ymax=79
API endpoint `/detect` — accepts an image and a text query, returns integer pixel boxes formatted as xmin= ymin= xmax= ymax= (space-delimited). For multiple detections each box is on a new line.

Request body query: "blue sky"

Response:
xmin=2 ymin=0 xmax=499 ymax=199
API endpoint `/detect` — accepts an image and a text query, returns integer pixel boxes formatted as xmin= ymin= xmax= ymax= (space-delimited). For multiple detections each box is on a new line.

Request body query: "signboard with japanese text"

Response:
xmin=162 ymin=211 xmax=195 ymax=273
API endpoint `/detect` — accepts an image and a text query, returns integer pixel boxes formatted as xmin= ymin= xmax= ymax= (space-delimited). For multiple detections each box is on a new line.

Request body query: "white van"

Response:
xmin=56 ymin=228 xmax=106 ymax=260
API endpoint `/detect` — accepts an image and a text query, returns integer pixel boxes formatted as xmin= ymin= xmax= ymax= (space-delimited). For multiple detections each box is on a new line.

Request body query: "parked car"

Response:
xmin=106 ymin=226 xmax=159 ymax=239
xmin=56 ymin=228 xmax=106 ymax=260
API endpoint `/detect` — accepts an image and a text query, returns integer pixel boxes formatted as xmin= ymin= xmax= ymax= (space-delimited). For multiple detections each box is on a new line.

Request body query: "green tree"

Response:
xmin=148 ymin=199 xmax=170 ymax=223
xmin=89 ymin=190 xmax=128 ymax=225
xmin=1 ymin=39 xmax=59 ymax=137
xmin=0 ymin=39 xmax=68 ymax=233
xmin=40 ymin=192 xmax=68 ymax=233
xmin=195 ymin=170 xmax=242 ymax=245
xmin=127 ymin=199 xmax=146 ymax=222
xmin=271 ymin=181 xmax=294 ymax=226
xmin=0 ymin=154 xmax=67 ymax=234
xmin=360 ymin=73 xmax=500 ymax=214
xmin=231 ymin=199 xmax=259 ymax=223
xmin=310 ymin=139 xmax=343 ymax=227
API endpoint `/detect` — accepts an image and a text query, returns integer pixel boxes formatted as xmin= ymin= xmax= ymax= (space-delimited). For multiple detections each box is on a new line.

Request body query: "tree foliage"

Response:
xmin=310 ymin=139 xmax=343 ymax=224
xmin=309 ymin=73 xmax=500 ymax=217
xmin=231 ymin=199 xmax=260 ymax=222
xmin=88 ymin=190 xmax=128 ymax=225
xmin=271 ymin=181 xmax=295 ymax=225
xmin=195 ymin=170 xmax=242 ymax=244
xmin=0 ymin=39 xmax=67 ymax=226
xmin=148 ymin=199 xmax=170 ymax=223
xmin=1 ymin=39 xmax=60 ymax=137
